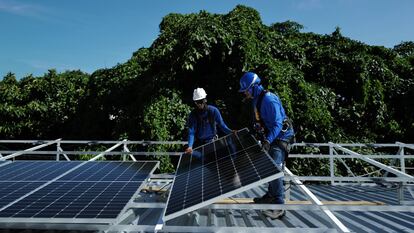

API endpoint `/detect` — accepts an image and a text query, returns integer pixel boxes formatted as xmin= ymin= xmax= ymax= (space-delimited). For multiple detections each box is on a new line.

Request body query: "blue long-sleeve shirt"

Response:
xmin=252 ymin=85 xmax=294 ymax=143
xmin=187 ymin=105 xmax=232 ymax=147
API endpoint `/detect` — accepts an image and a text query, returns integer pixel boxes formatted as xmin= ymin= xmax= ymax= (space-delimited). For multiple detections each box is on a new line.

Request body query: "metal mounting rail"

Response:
xmin=285 ymin=167 xmax=351 ymax=233
xmin=89 ymin=140 xmax=125 ymax=161
xmin=330 ymin=142 xmax=413 ymax=179
xmin=0 ymin=139 xmax=61 ymax=161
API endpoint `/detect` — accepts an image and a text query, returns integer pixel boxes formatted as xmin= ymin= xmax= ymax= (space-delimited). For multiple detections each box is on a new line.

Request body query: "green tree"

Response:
xmin=142 ymin=90 xmax=191 ymax=172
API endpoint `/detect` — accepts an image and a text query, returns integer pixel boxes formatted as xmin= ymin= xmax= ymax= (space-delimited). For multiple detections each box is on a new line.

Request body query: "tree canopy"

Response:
xmin=1 ymin=5 xmax=413 ymax=146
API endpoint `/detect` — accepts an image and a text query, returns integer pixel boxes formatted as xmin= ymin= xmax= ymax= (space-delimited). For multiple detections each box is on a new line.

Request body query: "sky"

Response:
xmin=1 ymin=0 xmax=413 ymax=79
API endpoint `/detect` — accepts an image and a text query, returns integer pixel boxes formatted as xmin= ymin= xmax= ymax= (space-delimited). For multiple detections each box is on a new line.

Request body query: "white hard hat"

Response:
xmin=193 ymin=88 xmax=207 ymax=101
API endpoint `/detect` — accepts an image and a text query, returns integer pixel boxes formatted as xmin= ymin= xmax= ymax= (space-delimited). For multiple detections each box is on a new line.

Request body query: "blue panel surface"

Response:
xmin=0 ymin=182 xmax=45 ymax=208
xmin=0 ymin=161 xmax=82 ymax=181
xmin=164 ymin=129 xmax=281 ymax=219
xmin=0 ymin=181 xmax=141 ymax=218
xmin=59 ymin=161 xmax=158 ymax=182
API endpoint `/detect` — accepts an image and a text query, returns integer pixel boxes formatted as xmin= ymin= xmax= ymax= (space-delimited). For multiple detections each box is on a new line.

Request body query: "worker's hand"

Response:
xmin=184 ymin=147 xmax=193 ymax=154
xmin=262 ymin=140 xmax=270 ymax=152
xmin=232 ymin=129 xmax=238 ymax=134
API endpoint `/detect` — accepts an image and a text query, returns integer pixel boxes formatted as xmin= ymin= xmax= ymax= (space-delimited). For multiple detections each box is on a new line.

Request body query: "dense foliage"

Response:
xmin=1 ymin=6 xmax=413 ymax=173
xmin=142 ymin=90 xmax=191 ymax=172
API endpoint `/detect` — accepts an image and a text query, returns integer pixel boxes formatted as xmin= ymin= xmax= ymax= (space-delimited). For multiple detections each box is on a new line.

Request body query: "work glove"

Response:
xmin=184 ymin=147 xmax=193 ymax=154
xmin=262 ymin=140 xmax=270 ymax=152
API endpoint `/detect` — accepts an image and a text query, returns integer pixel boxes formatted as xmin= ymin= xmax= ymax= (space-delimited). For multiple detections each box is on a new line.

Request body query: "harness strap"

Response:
xmin=255 ymin=90 xmax=294 ymax=143
xmin=255 ymin=90 xmax=268 ymax=131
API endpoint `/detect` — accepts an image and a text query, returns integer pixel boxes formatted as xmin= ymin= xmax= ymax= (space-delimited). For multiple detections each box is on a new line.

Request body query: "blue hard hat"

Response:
xmin=239 ymin=72 xmax=261 ymax=92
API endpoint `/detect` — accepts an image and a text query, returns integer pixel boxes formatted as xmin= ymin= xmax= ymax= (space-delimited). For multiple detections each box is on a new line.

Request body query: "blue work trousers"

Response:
xmin=267 ymin=142 xmax=286 ymax=204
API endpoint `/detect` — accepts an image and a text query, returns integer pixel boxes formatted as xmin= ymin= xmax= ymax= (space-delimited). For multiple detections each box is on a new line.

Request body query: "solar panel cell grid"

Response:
xmin=0 ymin=182 xmax=45 ymax=209
xmin=0 ymin=181 xmax=142 ymax=219
xmin=59 ymin=161 xmax=157 ymax=182
xmin=164 ymin=129 xmax=283 ymax=219
xmin=0 ymin=162 xmax=82 ymax=181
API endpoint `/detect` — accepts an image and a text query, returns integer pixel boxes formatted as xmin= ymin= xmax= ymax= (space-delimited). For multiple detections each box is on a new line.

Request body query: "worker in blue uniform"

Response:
xmin=184 ymin=88 xmax=233 ymax=154
xmin=239 ymin=72 xmax=295 ymax=219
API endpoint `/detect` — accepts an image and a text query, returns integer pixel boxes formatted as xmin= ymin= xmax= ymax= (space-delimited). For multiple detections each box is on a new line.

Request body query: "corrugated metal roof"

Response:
xmin=161 ymin=183 xmax=414 ymax=232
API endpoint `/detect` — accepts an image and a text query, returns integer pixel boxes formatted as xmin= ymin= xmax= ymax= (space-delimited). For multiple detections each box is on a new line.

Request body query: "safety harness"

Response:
xmin=253 ymin=90 xmax=270 ymax=141
xmin=254 ymin=90 xmax=294 ymax=157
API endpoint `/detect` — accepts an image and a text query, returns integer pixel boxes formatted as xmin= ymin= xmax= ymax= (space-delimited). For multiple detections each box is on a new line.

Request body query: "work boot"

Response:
xmin=253 ymin=193 xmax=275 ymax=204
xmin=262 ymin=209 xmax=286 ymax=219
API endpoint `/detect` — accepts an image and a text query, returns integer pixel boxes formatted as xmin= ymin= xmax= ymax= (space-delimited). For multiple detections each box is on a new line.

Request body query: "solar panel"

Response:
xmin=0 ymin=161 xmax=82 ymax=181
xmin=0 ymin=161 xmax=158 ymax=220
xmin=163 ymin=128 xmax=284 ymax=221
